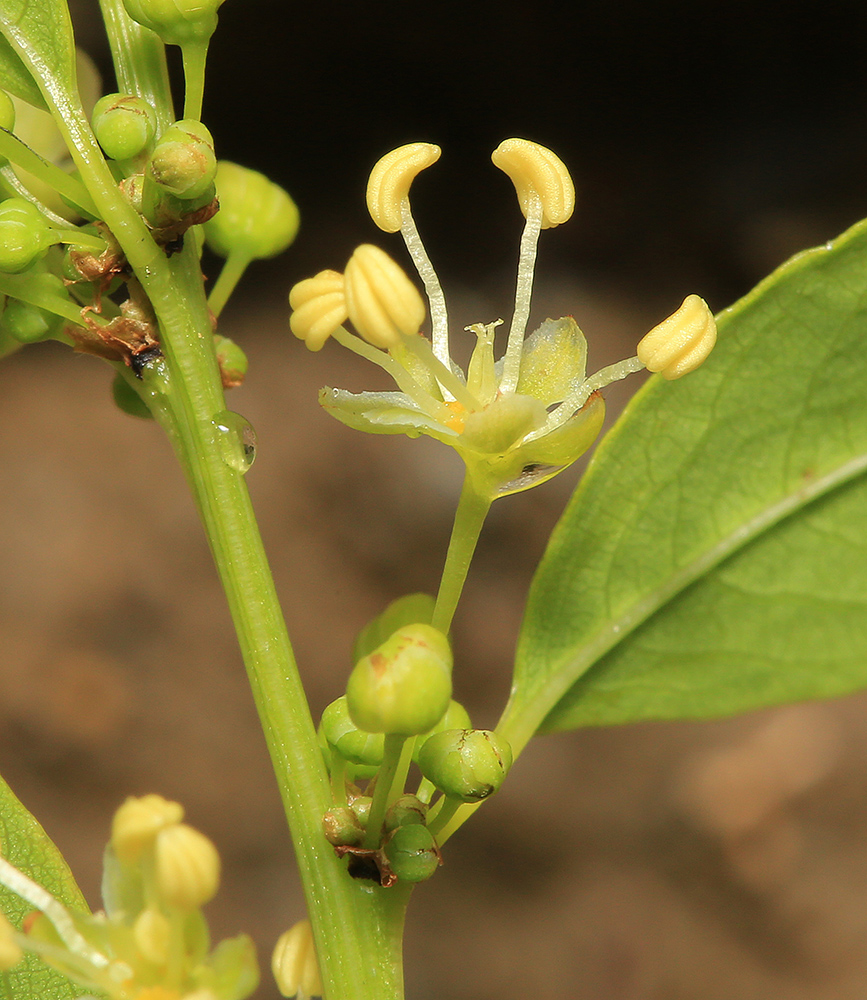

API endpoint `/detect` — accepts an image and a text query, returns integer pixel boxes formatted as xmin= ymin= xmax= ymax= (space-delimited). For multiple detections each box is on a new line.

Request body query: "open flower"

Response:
xmin=289 ymin=139 xmax=716 ymax=500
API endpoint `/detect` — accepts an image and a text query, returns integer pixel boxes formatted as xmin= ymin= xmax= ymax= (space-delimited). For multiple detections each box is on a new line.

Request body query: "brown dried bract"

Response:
xmin=71 ymin=296 xmax=160 ymax=371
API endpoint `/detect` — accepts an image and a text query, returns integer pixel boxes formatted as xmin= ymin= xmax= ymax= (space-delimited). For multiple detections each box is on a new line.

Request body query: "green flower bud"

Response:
xmin=383 ymin=824 xmax=440 ymax=883
xmin=320 ymin=696 xmax=385 ymax=767
xmin=2 ymin=289 xmax=63 ymax=344
xmin=418 ymin=729 xmax=513 ymax=803
xmin=349 ymin=795 xmax=372 ymax=827
xmin=346 ymin=624 xmax=452 ymax=736
xmin=122 ymin=0 xmax=226 ymax=45
xmin=411 ymin=699 xmax=472 ymax=764
xmin=112 ymin=373 xmax=154 ymax=420
xmin=0 ymin=199 xmax=52 ymax=273
xmin=92 ymin=93 xmax=157 ymax=162
xmin=204 ymin=160 xmax=299 ymax=261
xmin=214 ymin=333 xmax=248 ymax=388
xmin=384 ymin=794 xmax=428 ymax=832
xmin=149 ymin=120 xmax=216 ymax=200
xmin=322 ymin=806 xmax=365 ymax=847
xmin=353 ymin=592 xmax=436 ymax=663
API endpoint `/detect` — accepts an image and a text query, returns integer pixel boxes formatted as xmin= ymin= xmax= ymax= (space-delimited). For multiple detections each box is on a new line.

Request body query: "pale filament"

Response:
xmin=530 ymin=356 xmax=645 ymax=440
xmin=331 ymin=326 xmax=453 ymax=423
xmin=400 ymin=199 xmax=450 ymax=367
xmin=500 ymin=192 xmax=543 ymax=393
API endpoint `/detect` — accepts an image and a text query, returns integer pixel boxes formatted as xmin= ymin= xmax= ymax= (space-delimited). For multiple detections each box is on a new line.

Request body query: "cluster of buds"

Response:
xmin=0 ymin=58 xmax=298 ymax=403
xmin=318 ymin=597 xmax=513 ymax=886
xmin=289 ymin=139 xmax=717 ymax=499
xmin=0 ymin=794 xmax=259 ymax=1000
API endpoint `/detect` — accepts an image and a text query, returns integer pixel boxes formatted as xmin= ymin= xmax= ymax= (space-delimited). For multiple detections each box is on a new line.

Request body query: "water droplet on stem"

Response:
xmin=212 ymin=410 xmax=257 ymax=472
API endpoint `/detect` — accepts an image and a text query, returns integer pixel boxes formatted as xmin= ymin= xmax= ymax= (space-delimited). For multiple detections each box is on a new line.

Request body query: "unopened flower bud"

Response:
xmin=92 ymin=94 xmax=157 ymax=162
xmin=204 ymin=161 xmax=299 ymax=261
xmin=322 ymin=806 xmax=365 ymax=847
xmin=418 ymin=729 xmax=513 ymax=802
xmin=366 ymin=142 xmax=441 ymax=232
xmin=411 ymin=699 xmax=472 ymax=764
xmin=2 ymin=294 xmax=63 ymax=344
xmin=346 ymin=624 xmax=452 ymax=736
xmin=383 ymin=824 xmax=440 ymax=883
xmin=491 ymin=138 xmax=575 ymax=228
xmin=288 ymin=269 xmax=348 ymax=352
xmin=133 ymin=907 xmax=171 ymax=965
xmin=320 ymin=696 xmax=385 ymax=768
xmin=343 ymin=244 xmax=426 ymax=349
xmin=111 ymin=794 xmax=184 ymax=863
xmin=384 ymin=794 xmax=428 ymax=832
xmin=149 ymin=120 xmax=216 ymax=200
xmin=154 ymin=822 xmax=220 ymax=910
xmin=272 ymin=920 xmax=322 ymax=1000
xmin=122 ymin=0 xmax=226 ymax=44
xmin=349 ymin=795 xmax=372 ymax=826
xmin=0 ymin=199 xmax=52 ymax=273
xmin=636 ymin=294 xmax=717 ymax=379
xmin=213 ymin=334 xmax=248 ymax=388
xmin=0 ymin=913 xmax=22 ymax=971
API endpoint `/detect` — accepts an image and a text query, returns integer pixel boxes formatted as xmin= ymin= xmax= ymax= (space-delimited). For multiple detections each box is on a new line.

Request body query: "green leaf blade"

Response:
xmin=504 ymin=218 xmax=867 ymax=747
xmin=0 ymin=773 xmax=92 ymax=1000
xmin=0 ymin=0 xmax=77 ymax=108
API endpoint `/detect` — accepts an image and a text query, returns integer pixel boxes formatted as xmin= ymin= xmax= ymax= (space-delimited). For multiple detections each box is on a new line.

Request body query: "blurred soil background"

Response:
xmin=4 ymin=1 xmax=867 ymax=997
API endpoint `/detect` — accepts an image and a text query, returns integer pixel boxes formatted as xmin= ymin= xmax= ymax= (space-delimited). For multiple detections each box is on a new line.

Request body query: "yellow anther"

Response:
xmin=153 ymin=823 xmax=221 ymax=911
xmin=637 ymin=294 xmax=717 ymax=380
xmin=289 ymin=269 xmax=348 ymax=352
xmin=133 ymin=907 xmax=171 ymax=965
xmin=272 ymin=920 xmax=323 ymax=1000
xmin=491 ymin=138 xmax=575 ymax=228
xmin=366 ymin=142 xmax=441 ymax=232
xmin=343 ymin=244 xmax=426 ymax=349
xmin=111 ymin=794 xmax=184 ymax=864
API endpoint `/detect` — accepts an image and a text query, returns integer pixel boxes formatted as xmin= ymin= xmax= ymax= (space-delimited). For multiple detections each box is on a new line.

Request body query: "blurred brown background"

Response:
xmin=4 ymin=1 xmax=867 ymax=997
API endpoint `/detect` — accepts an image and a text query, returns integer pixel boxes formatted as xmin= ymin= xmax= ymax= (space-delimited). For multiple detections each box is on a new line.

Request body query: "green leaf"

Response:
xmin=502 ymin=216 xmax=867 ymax=746
xmin=0 ymin=773 xmax=91 ymax=1000
xmin=0 ymin=34 xmax=46 ymax=109
xmin=0 ymin=0 xmax=77 ymax=109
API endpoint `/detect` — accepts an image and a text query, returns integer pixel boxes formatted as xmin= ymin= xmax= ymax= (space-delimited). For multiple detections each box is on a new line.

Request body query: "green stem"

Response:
xmin=181 ymin=40 xmax=210 ymax=121
xmin=0 ymin=130 xmax=96 ymax=217
xmin=207 ymin=249 xmax=252 ymax=317
xmin=98 ymin=0 xmax=175 ymax=130
xmin=10 ymin=28 xmax=411 ymax=1000
xmin=363 ymin=734 xmax=408 ymax=849
xmin=431 ymin=472 xmax=493 ymax=633
xmin=427 ymin=797 xmax=461 ymax=839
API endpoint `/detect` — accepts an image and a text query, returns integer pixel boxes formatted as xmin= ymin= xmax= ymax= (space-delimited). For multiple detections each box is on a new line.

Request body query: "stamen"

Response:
xmin=538 ymin=356 xmax=644 ymax=437
xmin=0 ymin=857 xmax=111 ymax=970
xmin=500 ymin=192 xmax=543 ymax=393
xmin=400 ymin=199 xmax=450 ymax=366
xmin=331 ymin=325 xmax=452 ymax=422
xmin=403 ymin=334 xmax=480 ymax=412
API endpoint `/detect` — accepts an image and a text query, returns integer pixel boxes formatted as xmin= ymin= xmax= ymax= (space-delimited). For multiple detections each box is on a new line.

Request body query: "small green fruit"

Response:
xmin=418 ymin=729 xmax=513 ymax=802
xmin=346 ymin=623 xmax=452 ymax=736
xmin=383 ymin=824 xmax=440 ymax=883
xmin=411 ymin=699 xmax=472 ymax=764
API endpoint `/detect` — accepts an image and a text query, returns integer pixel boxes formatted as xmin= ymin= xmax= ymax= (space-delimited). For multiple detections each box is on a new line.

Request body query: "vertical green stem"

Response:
xmin=6 ymin=21 xmax=412 ymax=1000
xmin=363 ymin=734 xmax=408 ymax=849
xmin=432 ymin=472 xmax=493 ymax=633
xmin=181 ymin=40 xmax=210 ymax=121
